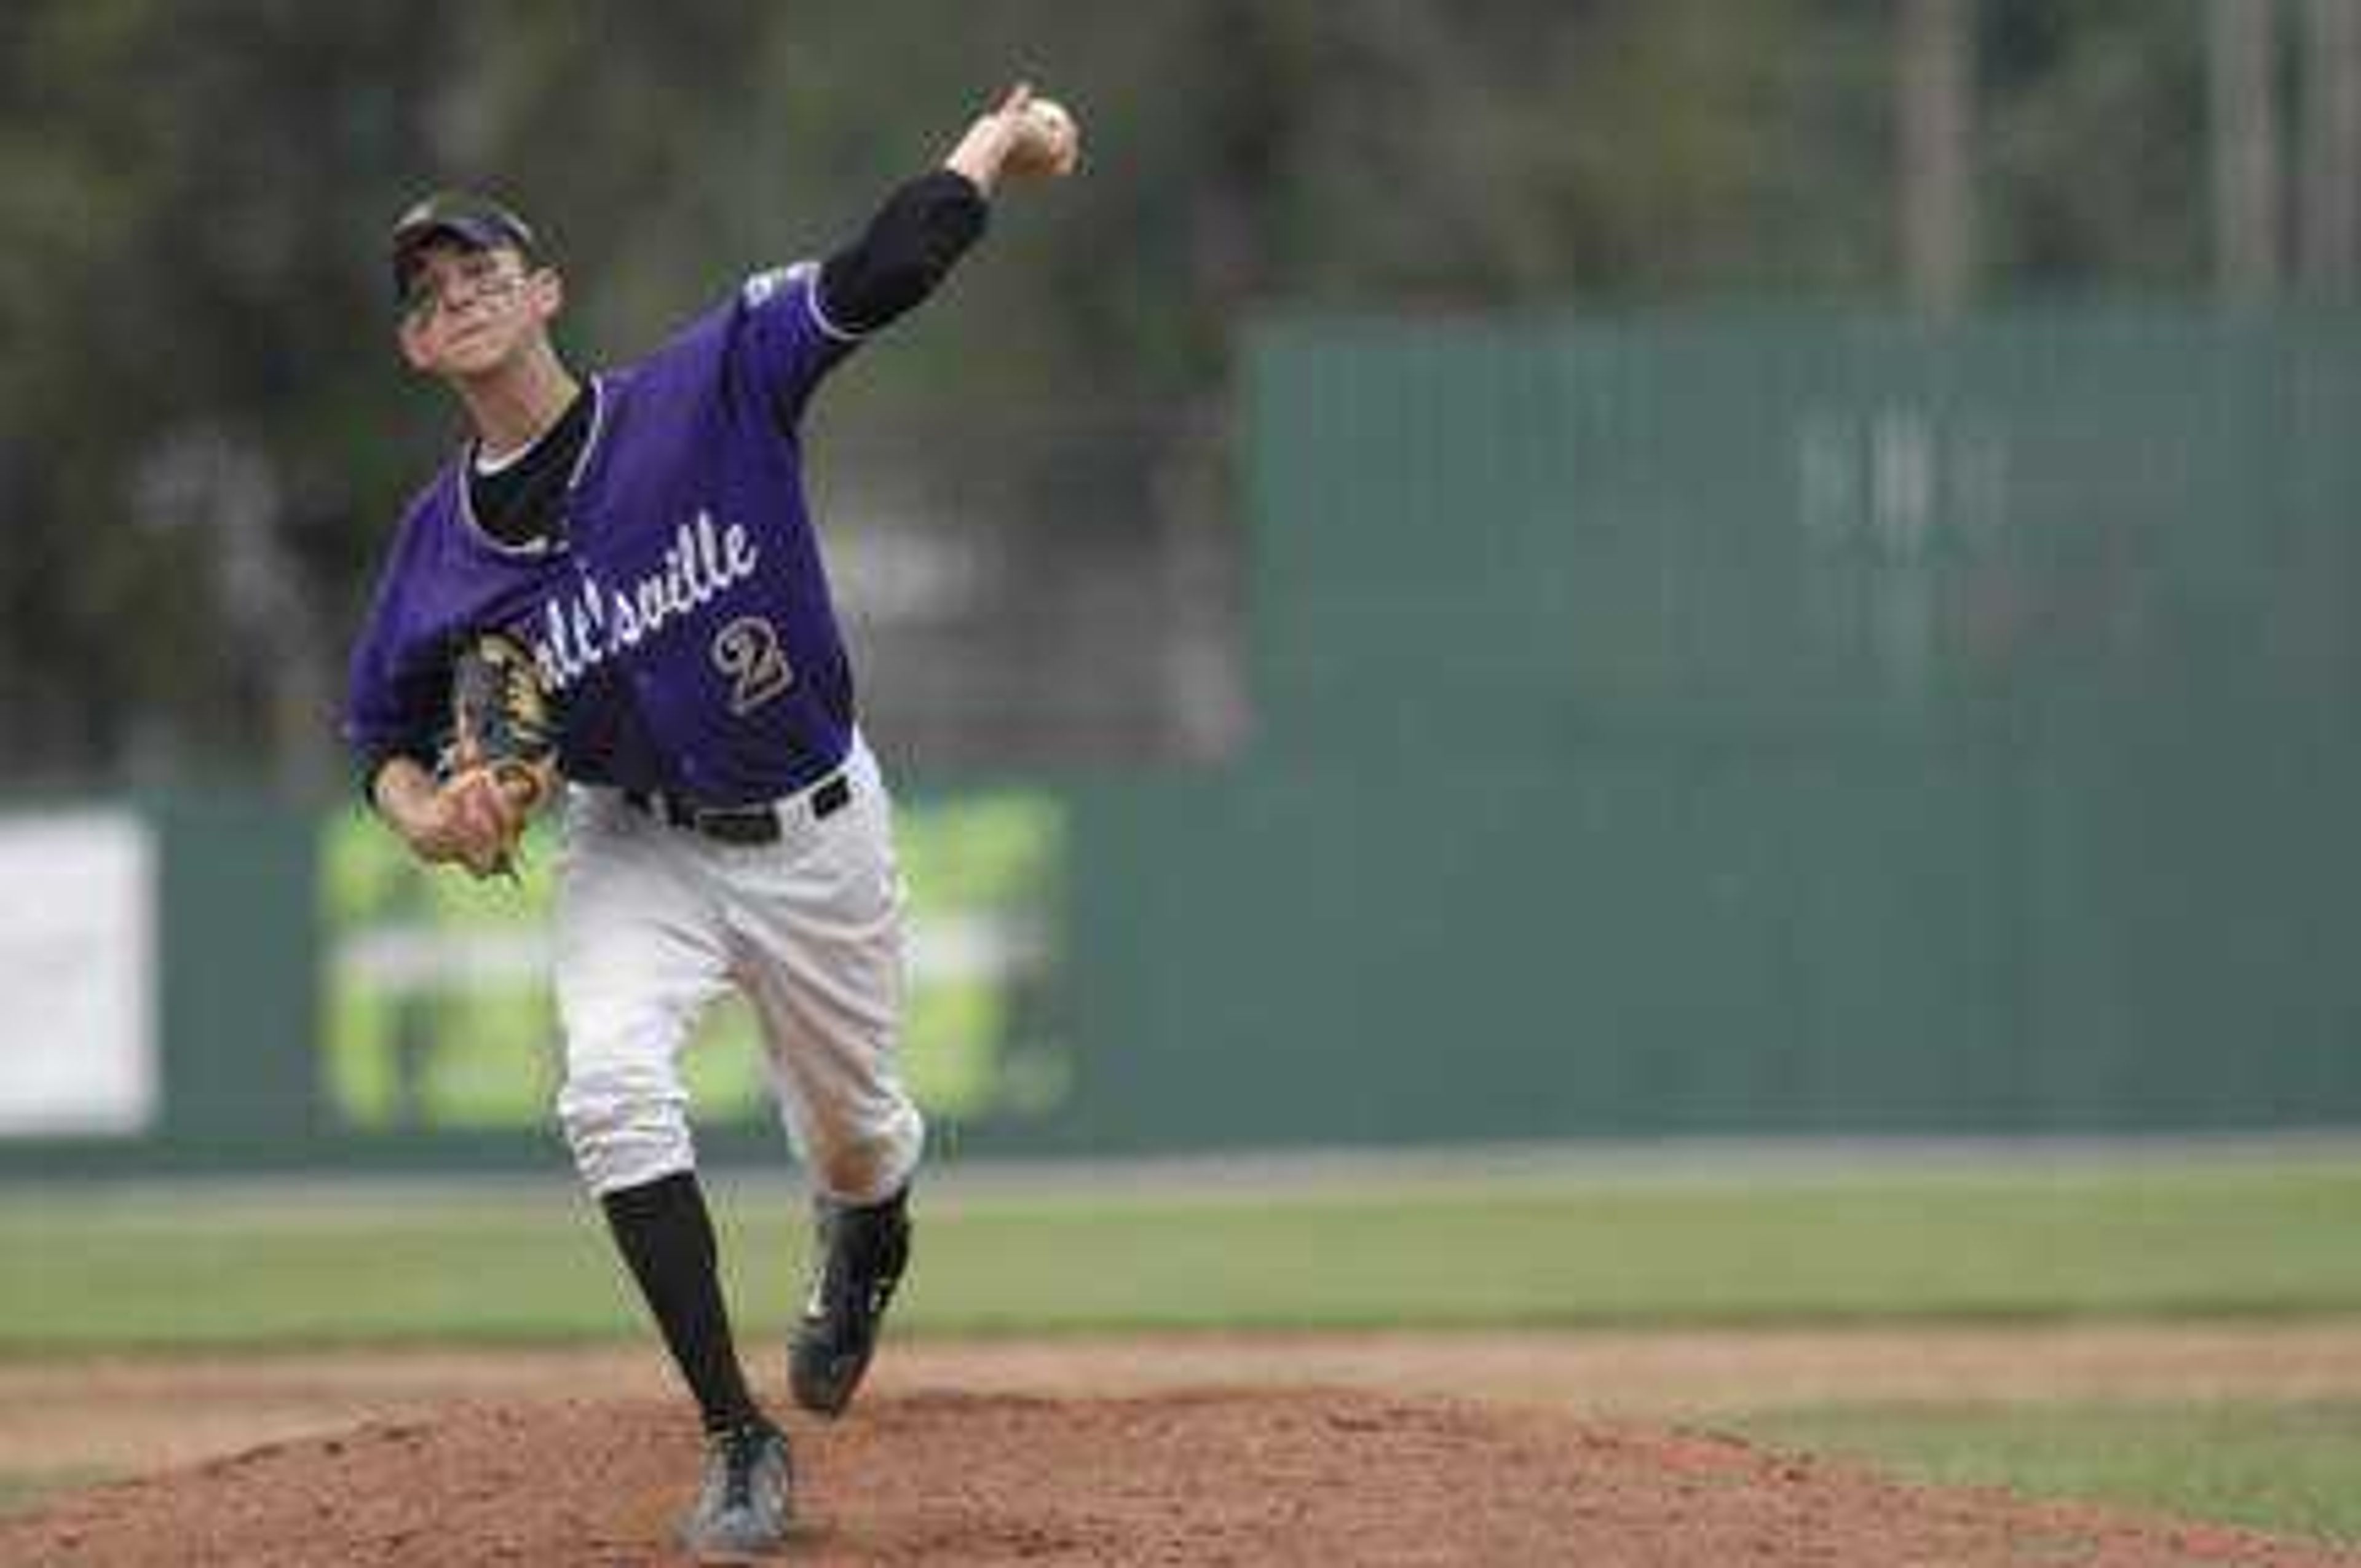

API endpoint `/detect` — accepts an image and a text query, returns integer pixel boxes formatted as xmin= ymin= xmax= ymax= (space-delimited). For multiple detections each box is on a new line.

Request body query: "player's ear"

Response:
xmin=528 ymin=266 xmax=564 ymax=323
xmin=397 ymin=311 xmax=437 ymax=373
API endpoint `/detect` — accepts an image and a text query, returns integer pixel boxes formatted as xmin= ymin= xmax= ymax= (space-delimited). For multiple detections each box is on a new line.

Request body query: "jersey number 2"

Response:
xmin=711 ymin=616 xmax=794 ymax=715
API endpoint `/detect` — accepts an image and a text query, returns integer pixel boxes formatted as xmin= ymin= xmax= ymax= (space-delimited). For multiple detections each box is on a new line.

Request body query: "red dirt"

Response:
xmin=4 ymin=1387 xmax=2354 ymax=1567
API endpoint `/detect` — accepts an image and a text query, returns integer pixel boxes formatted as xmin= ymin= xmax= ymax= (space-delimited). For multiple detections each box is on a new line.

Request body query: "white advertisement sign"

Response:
xmin=0 ymin=813 xmax=159 ymax=1135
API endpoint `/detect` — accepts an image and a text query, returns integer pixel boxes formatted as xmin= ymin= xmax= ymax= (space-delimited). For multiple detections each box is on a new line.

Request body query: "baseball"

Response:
xmin=1014 ymin=97 xmax=1080 ymax=177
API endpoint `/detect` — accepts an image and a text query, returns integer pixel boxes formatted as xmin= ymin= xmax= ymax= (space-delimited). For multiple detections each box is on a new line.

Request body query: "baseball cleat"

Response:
xmin=789 ymin=1185 xmax=910 ymax=1417
xmin=679 ymin=1416 xmax=792 ymax=1562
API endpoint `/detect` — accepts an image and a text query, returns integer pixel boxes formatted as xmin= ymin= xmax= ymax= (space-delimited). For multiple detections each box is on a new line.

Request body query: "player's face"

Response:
xmin=396 ymin=242 xmax=562 ymax=380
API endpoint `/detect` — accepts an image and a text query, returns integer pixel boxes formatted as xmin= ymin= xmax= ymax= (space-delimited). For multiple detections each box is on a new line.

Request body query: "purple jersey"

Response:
xmin=344 ymin=262 xmax=866 ymax=805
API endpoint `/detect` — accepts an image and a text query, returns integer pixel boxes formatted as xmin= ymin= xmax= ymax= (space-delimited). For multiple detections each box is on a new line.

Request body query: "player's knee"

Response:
xmin=807 ymin=1100 xmax=924 ymax=1205
xmin=558 ymin=1059 xmax=693 ymax=1196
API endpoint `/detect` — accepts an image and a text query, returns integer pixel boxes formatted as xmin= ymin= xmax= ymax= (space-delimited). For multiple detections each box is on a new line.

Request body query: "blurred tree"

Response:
xmin=0 ymin=0 xmax=2295 ymax=787
xmin=0 ymin=0 xmax=464 ymax=784
xmin=2209 ymin=0 xmax=2285 ymax=307
xmin=1899 ymin=0 xmax=1978 ymax=315
xmin=1979 ymin=0 xmax=2208 ymax=292
xmin=2297 ymin=0 xmax=2361 ymax=297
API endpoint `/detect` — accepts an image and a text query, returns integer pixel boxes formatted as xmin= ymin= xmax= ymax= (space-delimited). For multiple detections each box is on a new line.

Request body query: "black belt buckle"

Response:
xmin=810 ymin=774 xmax=852 ymax=821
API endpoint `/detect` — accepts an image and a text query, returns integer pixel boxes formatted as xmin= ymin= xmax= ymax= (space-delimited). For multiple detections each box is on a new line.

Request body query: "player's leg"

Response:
xmin=553 ymin=788 xmax=790 ymax=1550
xmin=721 ymin=740 xmax=922 ymax=1417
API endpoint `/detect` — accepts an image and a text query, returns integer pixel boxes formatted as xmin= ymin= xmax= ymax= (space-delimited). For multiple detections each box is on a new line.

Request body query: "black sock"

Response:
xmin=599 ymin=1170 xmax=763 ymax=1435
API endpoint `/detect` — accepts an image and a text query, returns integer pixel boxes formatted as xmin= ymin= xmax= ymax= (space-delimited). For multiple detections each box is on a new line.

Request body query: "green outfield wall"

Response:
xmin=4 ymin=310 xmax=2355 ymax=1172
xmin=1058 ymin=311 xmax=2361 ymax=1146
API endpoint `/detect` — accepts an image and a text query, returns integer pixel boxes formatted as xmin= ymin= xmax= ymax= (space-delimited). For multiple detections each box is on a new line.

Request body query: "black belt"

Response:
xmin=622 ymin=773 xmax=852 ymax=845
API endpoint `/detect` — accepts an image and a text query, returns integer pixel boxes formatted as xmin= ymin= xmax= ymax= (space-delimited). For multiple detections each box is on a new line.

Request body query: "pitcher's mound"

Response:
xmin=1 ymin=1389 xmax=2348 ymax=1566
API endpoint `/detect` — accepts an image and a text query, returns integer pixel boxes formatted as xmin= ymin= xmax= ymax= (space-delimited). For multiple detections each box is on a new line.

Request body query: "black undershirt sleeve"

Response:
xmin=817 ymin=169 xmax=989 ymax=336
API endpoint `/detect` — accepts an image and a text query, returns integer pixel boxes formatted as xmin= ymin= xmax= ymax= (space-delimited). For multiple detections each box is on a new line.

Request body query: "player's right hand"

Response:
xmin=944 ymin=82 xmax=1080 ymax=191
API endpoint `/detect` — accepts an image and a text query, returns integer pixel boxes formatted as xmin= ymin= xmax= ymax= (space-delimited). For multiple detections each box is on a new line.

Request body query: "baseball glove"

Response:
xmin=443 ymin=629 xmax=560 ymax=877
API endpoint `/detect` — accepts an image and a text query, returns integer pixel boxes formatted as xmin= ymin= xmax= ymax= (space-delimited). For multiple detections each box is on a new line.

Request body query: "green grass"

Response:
xmin=1 ymin=1152 xmax=2359 ymax=1349
xmin=1734 ymin=1401 xmax=2361 ymax=1546
xmin=0 ymin=1471 xmax=105 ymax=1516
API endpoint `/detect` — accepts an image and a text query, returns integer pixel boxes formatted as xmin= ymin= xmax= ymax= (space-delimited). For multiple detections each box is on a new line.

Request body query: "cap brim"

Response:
xmin=394 ymin=215 xmax=516 ymax=266
xmin=390 ymin=211 xmax=537 ymax=302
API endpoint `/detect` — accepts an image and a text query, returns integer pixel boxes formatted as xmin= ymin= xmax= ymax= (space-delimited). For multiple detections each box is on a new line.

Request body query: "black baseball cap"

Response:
xmin=389 ymin=191 xmax=539 ymax=302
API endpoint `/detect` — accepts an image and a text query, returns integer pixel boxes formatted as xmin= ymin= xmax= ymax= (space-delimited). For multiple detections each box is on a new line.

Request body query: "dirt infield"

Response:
xmin=5 ymin=1389 xmax=2357 ymax=1567
xmin=4 ymin=1326 xmax=2360 ymax=1566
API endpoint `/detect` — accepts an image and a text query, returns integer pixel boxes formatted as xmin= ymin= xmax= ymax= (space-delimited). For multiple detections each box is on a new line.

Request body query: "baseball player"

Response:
xmin=342 ymin=85 xmax=1078 ymax=1558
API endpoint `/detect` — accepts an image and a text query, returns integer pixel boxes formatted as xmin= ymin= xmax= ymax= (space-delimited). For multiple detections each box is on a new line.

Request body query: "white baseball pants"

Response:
xmin=550 ymin=738 xmax=923 ymax=1203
